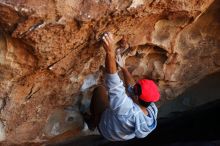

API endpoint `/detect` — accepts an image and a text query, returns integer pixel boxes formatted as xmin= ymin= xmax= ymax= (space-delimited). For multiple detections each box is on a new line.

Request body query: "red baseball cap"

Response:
xmin=134 ymin=79 xmax=160 ymax=102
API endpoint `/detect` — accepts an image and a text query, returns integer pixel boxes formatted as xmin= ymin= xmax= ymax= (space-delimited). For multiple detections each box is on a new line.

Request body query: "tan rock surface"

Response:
xmin=0 ymin=0 xmax=219 ymax=144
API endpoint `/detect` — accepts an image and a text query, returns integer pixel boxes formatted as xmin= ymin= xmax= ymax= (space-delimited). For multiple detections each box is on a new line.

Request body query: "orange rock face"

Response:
xmin=0 ymin=0 xmax=220 ymax=144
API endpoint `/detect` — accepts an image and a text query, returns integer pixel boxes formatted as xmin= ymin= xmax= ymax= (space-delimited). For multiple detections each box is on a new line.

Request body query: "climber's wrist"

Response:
xmin=121 ymin=66 xmax=127 ymax=71
xmin=106 ymin=51 xmax=115 ymax=57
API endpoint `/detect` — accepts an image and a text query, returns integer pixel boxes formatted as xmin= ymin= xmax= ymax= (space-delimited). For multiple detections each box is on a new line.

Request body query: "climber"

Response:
xmin=84 ymin=32 xmax=160 ymax=141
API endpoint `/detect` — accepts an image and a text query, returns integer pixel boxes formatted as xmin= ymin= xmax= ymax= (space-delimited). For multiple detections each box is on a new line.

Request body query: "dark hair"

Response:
xmin=138 ymin=98 xmax=151 ymax=107
xmin=134 ymin=83 xmax=151 ymax=107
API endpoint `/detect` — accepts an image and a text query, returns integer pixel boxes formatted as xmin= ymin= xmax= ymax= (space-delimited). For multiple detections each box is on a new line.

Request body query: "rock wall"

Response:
xmin=0 ymin=0 xmax=220 ymax=144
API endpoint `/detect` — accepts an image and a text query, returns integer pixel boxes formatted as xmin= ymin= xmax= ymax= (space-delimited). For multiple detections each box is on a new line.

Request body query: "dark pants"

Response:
xmin=89 ymin=86 xmax=109 ymax=129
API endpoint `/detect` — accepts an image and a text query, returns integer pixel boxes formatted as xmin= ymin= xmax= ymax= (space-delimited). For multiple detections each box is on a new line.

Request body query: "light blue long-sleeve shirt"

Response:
xmin=98 ymin=72 xmax=158 ymax=141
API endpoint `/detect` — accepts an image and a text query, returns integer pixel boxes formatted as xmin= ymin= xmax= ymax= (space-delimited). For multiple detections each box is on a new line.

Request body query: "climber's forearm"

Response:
xmin=121 ymin=67 xmax=135 ymax=88
xmin=105 ymin=53 xmax=117 ymax=74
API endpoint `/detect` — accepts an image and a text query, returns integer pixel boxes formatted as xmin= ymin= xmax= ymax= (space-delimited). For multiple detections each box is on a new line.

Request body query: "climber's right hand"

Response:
xmin=116 ymin=49 xmax=125 ymax=68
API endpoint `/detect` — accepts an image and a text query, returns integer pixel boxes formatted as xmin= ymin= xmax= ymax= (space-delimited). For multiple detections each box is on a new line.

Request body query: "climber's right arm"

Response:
xmin=120 ymin=67 xmax=135 ymax=88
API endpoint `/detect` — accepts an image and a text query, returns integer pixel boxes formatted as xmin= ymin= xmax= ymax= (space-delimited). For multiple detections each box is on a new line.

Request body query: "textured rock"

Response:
xmin=0 ymin=121 xmax=5 ymax=142
xmin=0 ymin=0 xmax=219 ymax=144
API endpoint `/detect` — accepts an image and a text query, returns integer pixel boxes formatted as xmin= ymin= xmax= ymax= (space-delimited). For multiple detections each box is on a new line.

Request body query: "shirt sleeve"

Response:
xmin=105 ymin=72 xmax=133 ymax=115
